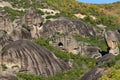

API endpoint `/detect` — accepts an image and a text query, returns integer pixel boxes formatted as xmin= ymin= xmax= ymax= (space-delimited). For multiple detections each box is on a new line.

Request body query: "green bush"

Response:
xmin=73 ymin=34 xmax=107 ymax=51
xmin=1 ymin=64 xmax=7 ymax=71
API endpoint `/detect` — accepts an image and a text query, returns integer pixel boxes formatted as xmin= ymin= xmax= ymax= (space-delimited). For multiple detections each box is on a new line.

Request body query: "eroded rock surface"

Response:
xmin=22 ymin=7 xmax=43 ymax=38
xmin=41 ymin=17 xmax=99 ymax=38
xmin=80 ymin=67 xmax=104 ymax=80
xmin=105 ymin=31 xmax=119 ymax=55
xmin=0 ymin=30 xmax=13 ymax=51
xmin=0 ymin=10 xmax=13 ymax=34
xmin=1 ymin=40 xmax=70 ymax=76
xmin=49 ymin=34 xmax=101 ymax=58
xmin=0 ymin=72 xmax=18 ymax=80
xmin=10 ymin=28 xmax=31 ymax=41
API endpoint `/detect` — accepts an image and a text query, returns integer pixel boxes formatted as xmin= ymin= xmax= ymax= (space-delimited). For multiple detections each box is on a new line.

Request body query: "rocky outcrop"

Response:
xmin=105 ymin=31 xmax=119 ymax=55
xmin=80 ymin=53 xmax=115 ymax=80
xmin=41 ymin=17 xmax=99 ymax=38
xmin=22 ymin=7 xmax=43 ymax=38
xmin=0 ymin=10 xmax=13 ymax=34
xmin=22 ymin=7 xmax=42 ymax=27
xmin=1 ymin=40 xmax=70 ymax=76
xmin=51 ymin=35 xmax=80 ymax=54
xmin=80 ymin=67 xmax=104 ymax=80
xmin=96 ymin=53 xmax=115 ymax=65
xmin=10 ymin=28 xmax=31 ymax=41
xmin=49 ymin=34 xmax=101 ymax=58
xmin=0 ymin=30 xmax=13 ymax=51
xmin=82 ymin=46 xmax=101 ymax=59
xmin=0 ymin=72 xmax=18 ymax=80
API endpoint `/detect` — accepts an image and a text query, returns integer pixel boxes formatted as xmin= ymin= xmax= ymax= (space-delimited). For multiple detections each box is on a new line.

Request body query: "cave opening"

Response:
xmin=58 ymin=42 xmax=63 ymax=47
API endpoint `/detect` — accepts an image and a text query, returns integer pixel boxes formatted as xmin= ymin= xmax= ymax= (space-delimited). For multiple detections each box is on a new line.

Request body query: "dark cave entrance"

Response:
xmin=58 ymin=42 xmax=63 ymax=47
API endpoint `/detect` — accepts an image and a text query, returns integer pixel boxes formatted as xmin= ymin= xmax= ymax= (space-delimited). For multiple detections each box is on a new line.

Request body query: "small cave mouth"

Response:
xmin=58 ymin=42 xmax=63 ymax=47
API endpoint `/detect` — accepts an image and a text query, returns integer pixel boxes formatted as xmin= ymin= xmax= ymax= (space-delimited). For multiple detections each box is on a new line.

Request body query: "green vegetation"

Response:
xmin=4 ymin=7 xmax=25 ymax=21
xmin=1 ymin=64 xmax=7 ymax=71
xmin=100 ymin=54 xmax=120 ymax=80
xmin=73 ymin=34 xmax=107 ymax=51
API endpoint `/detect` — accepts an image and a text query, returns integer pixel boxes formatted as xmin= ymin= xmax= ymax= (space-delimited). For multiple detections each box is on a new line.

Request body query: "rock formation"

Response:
xmin=105 ymin=31 xmax=119 ymax=55
xmin=80 ymin=53 xmax=115 ymax=80
xmin=50 ymin=34 xmax=101 ymax=58
xmin=80 ymin=67 xmax=104 ymax=80
xmin=41 ymin=17 xmax=99 ymax=38
xmin=0 ymin=40 xmax=70 ymax=76
xmin=51 ymin=35 xmax=80 ymax=54
xmin=0 ymin=72 xmax=18 ymax=80
xmin=0 ymin=10 xmax=13 ymax=34
xmin=10 ymin=27 xmax=31 ymax=41
xmin=96 ymin=53 xmax=115 ymax=65
xmin=22 ymin=7 xmax=43 ymax=38
xmin=82 ymin=46 xmax=101 ymax=59
xmin=0 ymin=30 xmax=13 ymax=51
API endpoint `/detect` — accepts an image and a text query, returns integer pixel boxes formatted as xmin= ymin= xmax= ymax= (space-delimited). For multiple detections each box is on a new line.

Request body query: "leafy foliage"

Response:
xmin=73 ymin=34 xmax=107 ymax=51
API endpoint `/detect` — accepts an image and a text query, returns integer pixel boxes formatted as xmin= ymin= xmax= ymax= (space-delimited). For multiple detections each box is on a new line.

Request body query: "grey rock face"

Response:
xmin=105 ymin=31 xmax=119 ymax=55
xmin=96 ymin=53 xmax=115 ymax=65
xmin=0 ymin=32 xmax=13 ymax=51
xmin=51 ymin=35 xmax=80 ymax=54
xmin=80 ymin=67 xmax=104 ymax=80
xmin=0 ymin=10 xmax=13 ymax=34
xmin=1 ymin=40 xmax=70 ymax=76
xmin=22 ymin=7 xmax=42 ymax=27
xmin=0 ymin=73 xmax=18 ymax=80
xmin=82 ymin=46 xmax=102 ymax=59
xmin=41 ymin=17 xmax=99 ymax=38
xmin=10 ymin=28 xmax=31 ymax=41
xmin=50 ymin=34 xmax=101 ymax=58
xmin=22 ymin=7 xmax=43 ymax=38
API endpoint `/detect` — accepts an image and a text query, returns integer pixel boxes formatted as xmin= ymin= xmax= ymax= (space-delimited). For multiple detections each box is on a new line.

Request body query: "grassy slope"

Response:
xmin=1 ymin=0 xmax=120 ymax=79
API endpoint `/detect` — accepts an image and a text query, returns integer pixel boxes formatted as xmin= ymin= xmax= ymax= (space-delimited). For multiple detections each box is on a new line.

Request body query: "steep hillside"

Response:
xmin=0 ymin=0 xmax=120 ymax=80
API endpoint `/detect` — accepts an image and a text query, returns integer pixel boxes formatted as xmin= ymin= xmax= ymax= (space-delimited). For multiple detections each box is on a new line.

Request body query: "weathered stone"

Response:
xmin=0 ymin=10 xmax=13 ymax=34
xmin=1 ymin=40 xmax=70 ymax=76
xmin=41 ymin=17 xmax=99 ymax=38
xmin=96 ymin=53 xmax=115 ymax=65
xmin=22 ymin=7 xmax=43 ymax=38
xmin=105 ymin=31 xmax=119 ymax=55
xmin=50 ymin=34 xmax=101 ymax=58
xmin=51 ymin=35 xmax=80 ymax=54
xmin=82 ymin=46 xmax=102 ymax=59
xmin=0 ymin=72 xmax=18 ymax=80
xmin=80 ymin=67 xmax=104 ymax=80
xmin=10 ymin=27 xmax=31 ymax=41
xmin=0 ymin=32 xmax=13 ymax=51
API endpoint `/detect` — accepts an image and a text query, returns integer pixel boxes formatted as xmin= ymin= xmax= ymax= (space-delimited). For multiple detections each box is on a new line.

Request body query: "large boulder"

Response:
xmin=82 ymin=46 xmax=101 ymax=59
xmin=41 ymin=17 xmax=99 ymax=38
xmin=96 ymin=53 xmax=115 ymax=65
xmin=50 ymin=35 xmax=80 ymax=54
xmin=0 ymin=40 xmax=70 ymax=76
xmin=105 ymin=31 xmax=119 ymax=55
xmin=80 ymin=67 xmax=104 ymax=80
